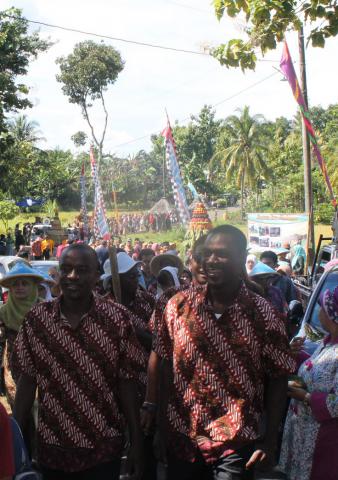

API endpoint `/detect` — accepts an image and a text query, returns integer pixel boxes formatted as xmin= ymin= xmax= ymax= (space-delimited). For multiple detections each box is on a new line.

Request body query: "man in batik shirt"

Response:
xmin=102 ymin=251 xmax=155 ymax=353
xmin=152 ymin=225 xmax=296 ymax=479
xmin=13 ymin=244 xmax=144 ymax=480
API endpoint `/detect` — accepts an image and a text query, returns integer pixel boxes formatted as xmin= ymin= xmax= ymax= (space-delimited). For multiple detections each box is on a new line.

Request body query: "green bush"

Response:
xmin=314 ymin=203 xmax=335 ymax=224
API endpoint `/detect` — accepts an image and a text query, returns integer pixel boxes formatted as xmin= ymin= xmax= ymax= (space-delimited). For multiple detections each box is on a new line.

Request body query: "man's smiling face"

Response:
xmin=202 ymin=233 xmax=245 ymax=287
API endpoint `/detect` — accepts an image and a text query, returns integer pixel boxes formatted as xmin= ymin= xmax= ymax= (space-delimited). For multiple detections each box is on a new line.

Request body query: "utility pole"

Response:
xmin=298 ymin=26 xmax=315 ymax=265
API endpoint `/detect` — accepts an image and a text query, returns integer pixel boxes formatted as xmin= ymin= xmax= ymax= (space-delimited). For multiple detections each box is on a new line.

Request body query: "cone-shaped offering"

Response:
xmin=189 ymin=202 xmax=212 ymax=231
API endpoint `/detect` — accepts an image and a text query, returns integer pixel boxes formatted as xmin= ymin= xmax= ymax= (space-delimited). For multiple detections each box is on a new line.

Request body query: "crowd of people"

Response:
xmin=107 ymin=212 xmax=179 ymax=236
xmin=0 ymin=225 xmax=337 ymax=480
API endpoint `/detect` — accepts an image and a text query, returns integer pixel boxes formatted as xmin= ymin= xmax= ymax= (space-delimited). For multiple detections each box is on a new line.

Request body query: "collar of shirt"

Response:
xmin=51 ymin=294 xmax=96 ymax=326
xmin=191 ymin=282 xmax=247 ymax=314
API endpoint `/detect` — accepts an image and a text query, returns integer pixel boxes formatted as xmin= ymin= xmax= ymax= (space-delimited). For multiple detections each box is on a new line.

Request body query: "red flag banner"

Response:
xmin=280 ymin=41 xmax=337 ymax=208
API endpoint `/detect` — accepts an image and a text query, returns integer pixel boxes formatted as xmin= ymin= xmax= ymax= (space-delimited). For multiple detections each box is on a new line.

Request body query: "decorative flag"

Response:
xmin=80 ymin=162 xmax=89 ymax=239
xmin=280 ymin=41 xmax=337 ymax=207
xmin=90 ymin=146 xmax=110 ymax=239
xmin=162 ymin=122 xmax=190 ymax=225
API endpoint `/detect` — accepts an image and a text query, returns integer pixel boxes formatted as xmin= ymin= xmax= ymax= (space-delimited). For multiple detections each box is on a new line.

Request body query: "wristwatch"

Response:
xmin=303 ymin=392 xmax=311 ymax=405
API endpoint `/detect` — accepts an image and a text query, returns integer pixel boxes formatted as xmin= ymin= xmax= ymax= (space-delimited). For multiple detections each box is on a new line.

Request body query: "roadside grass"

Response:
xmin=1 ymin=211 xmax=333 ymax=249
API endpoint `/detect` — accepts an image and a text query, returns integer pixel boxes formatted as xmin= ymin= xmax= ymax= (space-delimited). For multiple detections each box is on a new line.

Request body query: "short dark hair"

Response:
xmin=206 ymin=225 xmax=247 ymax=253
xmin=260 ymin=250 xmax=278 ymax=264
xmin=60 ymin=243 xmax=100 ymax=270
xmin=139 ymin=248 xmax=155 ymax=260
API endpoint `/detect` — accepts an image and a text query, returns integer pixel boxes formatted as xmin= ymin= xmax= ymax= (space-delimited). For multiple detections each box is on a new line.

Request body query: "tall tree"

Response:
xmin=212 ymin=1 xmax=338 ymax=70
xmin=211 ymin=106 xmax=270 ymax=217
xmin=56 ymin=41 xmax=124 ymax=163
xmin=0 ymin=8 xmax=50 ymax=150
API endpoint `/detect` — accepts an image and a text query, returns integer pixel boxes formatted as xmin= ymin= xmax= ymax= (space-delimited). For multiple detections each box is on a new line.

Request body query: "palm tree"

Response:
xmin=211 ymin=106 xmax=270 ymax=218
xmin=7 ymin=115 xmax=45 ymax=143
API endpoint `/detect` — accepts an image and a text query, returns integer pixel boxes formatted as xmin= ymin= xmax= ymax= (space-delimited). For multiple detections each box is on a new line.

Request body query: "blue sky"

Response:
xmin=4 ymin=0 xmax=338 ymax=156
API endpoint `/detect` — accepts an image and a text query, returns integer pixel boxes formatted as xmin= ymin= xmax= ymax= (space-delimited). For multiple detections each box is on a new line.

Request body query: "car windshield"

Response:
xmin=309 ymin=270 xmax=338 ymax=333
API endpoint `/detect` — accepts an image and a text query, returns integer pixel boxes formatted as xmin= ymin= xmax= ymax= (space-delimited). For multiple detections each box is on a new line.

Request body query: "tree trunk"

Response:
xmin=240 ymin=170 xmax=245 ymax=220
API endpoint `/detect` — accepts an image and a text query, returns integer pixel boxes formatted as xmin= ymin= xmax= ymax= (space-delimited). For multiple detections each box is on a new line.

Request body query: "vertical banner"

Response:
xmin=162 ymin=122 xmax=190 ymax=226
xmin=280 ymin=41 xmax=337 ymax=208
xmin=80 ymin=162 xmax=89 ymax=239
xmin=247 ymin=213 xmax=308 ymax=252
xmin=90 ymin=146 xmax=110 ymax=239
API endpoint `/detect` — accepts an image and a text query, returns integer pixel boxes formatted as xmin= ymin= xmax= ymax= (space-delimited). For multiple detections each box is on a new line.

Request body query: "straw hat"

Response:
xmin=0 ymin=262 xmax=44 ymax=288
xmin=150 ymin=253 xmax=184 ymax=277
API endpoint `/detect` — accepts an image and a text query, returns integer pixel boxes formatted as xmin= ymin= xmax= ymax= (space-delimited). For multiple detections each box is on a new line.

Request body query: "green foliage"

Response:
xmin=0 ymin=9 xmax=50 ymax=115
xmin=313 ymin=203 xmax=336 ymax=224
xmin=170 ymin=106 xmax=223 ymax=196
xmin=56 ymin=41 xmax=124 ymax=158
xmin=212 ymin=1 xmax=338 ymax=70
xmin=0 ymin=8 xmax=50 ymax=153
xmin=7 ymin=115 xmax=45 ymax=143
xmin=211 ymin=106 xmax=270 ymax=217
xmin=0 ymin=200 xmax=20 ymax=231
xmin=71 ymin=131 xmax=87 ymax=148
xmin=43 ymin=199 xmax=59 ymax=219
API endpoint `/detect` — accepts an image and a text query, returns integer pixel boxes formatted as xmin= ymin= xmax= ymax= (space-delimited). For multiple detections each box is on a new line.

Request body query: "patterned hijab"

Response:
xmin=0 ymin=279 xmax=38 ymax=332
xmin=319 ymin=286 xmax=338 ymax=324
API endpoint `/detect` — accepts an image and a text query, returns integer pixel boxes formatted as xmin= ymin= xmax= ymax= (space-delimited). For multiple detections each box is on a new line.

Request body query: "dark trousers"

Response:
xmin=167 ymin=445 xmax=254 ymax=480
xmin=42 ymin=250 xmax=50 ymax=260
xmin=41 ymin=459 xmax=120 ymax=480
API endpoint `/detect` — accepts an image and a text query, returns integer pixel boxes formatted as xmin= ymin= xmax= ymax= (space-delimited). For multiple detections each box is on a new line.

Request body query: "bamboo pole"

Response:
xmin=109 ymin=246 xmax=121 ymax=303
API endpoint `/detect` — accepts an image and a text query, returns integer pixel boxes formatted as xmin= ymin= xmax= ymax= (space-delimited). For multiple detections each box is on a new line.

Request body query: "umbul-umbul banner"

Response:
xmin=162 ymin=122 xmax=190 ymax=226
xmin=280 ymin=41 xmax=337 ymax=208
xmin=90 ymin=147 xmax=110 ymax=239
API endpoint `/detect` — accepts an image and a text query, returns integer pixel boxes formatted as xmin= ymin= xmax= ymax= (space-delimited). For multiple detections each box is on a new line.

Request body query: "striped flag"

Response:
xmin=90 ymin=147 xmax=110 ymax=239
xmin=80 ymin=162 xmax=89 ymax=239
xmin=162 ymin=122 xmax=190 ymax=225
xmin=280 ymin=41 xmax=337 ymax=208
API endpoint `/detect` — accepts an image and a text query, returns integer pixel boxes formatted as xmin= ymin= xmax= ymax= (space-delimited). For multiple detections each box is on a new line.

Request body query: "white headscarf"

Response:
xmin=39 ymin=282 xmax=53 ymax=301
xmin=156 ymin=266 xmax=180 ymax=298
xmin=246 ymin=254 xmax=258 ymax=273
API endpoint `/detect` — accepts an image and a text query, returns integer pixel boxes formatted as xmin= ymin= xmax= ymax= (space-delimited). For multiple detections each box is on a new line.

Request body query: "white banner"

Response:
xmin=247 ymin=213 xmax=308 ymax=252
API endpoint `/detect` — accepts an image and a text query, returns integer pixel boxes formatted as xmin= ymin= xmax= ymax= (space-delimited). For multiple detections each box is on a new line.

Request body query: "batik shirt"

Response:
xmin=153 ymin=283 xmax=296 ymax=462
xmin=12 ymin=296 xmax=145 ymax=472
xmin=105 ymin=288 xmax=155 ymax=332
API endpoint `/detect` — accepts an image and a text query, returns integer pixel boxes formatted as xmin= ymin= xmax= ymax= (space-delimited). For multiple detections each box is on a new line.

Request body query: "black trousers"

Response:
xmin=167 ymin=445 xmax=254 ymax=480
xmin=41 ymin=459 xmax=120 ymax=480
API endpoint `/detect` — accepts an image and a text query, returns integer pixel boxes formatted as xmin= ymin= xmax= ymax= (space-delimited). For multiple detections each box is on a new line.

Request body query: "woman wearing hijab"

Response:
xmin=0 ymin=263 xmax=43 ymax=405
xmin=245 ymin=254 xmax=257 ymax=274
xmin=279 ymin=286 xmax=338 ymax=480
xmin=291 ymin=244 xmax=307 ymax=275
xmin=156 ymin=266 xmax=181 ymax=298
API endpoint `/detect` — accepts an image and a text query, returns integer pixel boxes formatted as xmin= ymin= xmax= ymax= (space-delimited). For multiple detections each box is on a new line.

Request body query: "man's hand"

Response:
xmin=287 ymin=386 xmax=307 ymax=401
xmin=289 ymin=337 xmax=305 ymax=355
xmin=246 ymin=443 xmax=276 ymax=470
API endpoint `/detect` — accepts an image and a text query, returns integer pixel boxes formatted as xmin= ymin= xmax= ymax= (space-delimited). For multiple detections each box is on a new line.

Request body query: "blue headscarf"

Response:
xmin=291 ymin=244 xmax=306 ymax=269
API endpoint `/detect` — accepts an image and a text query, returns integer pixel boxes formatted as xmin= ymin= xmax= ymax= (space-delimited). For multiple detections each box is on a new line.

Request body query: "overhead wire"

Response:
xmin=3 ymin=13 xmax=209 ymax=56
xmin=3 ymin=13 xmax=280 ymax=62
xmin=110 ymin=70 xmax=280 ymax=149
